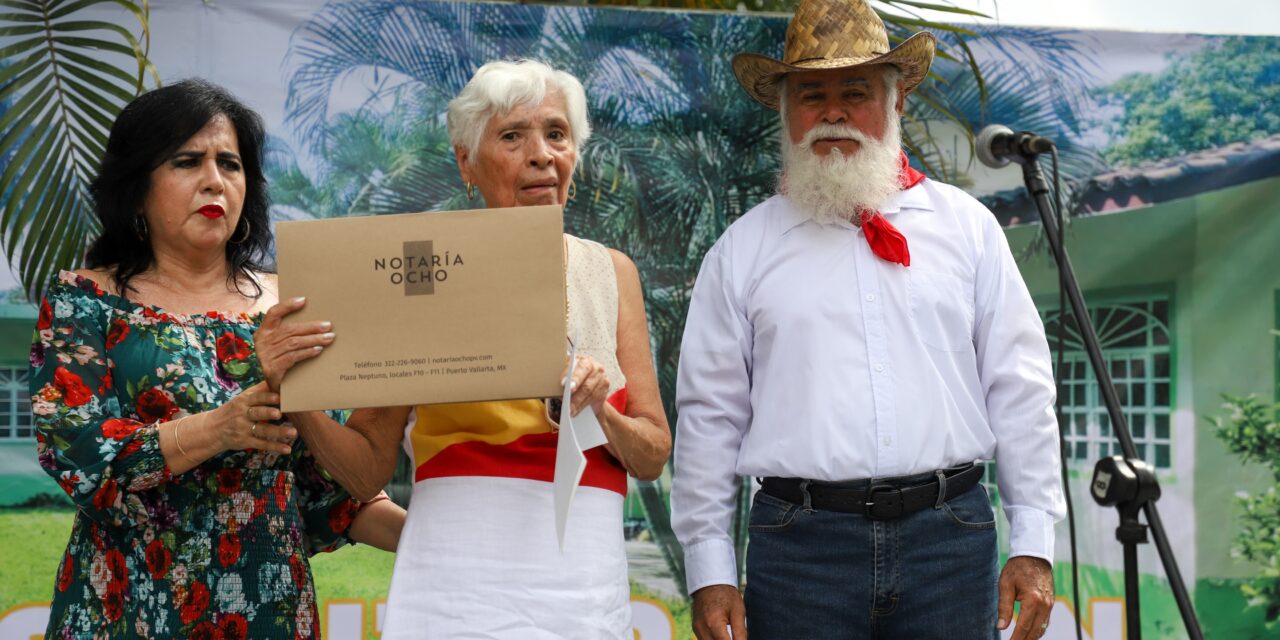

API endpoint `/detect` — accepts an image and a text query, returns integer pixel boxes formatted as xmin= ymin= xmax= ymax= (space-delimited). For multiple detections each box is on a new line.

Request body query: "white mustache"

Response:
xmin=800 ymin=125 xmax=872 ymax=152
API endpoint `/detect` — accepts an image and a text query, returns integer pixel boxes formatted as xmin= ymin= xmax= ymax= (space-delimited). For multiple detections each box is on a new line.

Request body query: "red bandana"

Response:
xmin=859 ymin=152 xmax=925 ymax=267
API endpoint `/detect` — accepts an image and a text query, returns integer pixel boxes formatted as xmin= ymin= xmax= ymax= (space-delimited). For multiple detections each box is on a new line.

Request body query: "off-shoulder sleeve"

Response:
xmin=30 ymin=278 xmax=171 ymax=528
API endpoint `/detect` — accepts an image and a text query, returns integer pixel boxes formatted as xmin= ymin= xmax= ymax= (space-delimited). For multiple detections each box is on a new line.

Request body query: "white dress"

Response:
xmin=380 ymin=236 xmax=632 ymax=639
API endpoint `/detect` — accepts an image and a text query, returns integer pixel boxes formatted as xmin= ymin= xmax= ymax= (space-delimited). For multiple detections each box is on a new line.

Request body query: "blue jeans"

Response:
xmin=744 ymin=476 xmax=1000 ymax=640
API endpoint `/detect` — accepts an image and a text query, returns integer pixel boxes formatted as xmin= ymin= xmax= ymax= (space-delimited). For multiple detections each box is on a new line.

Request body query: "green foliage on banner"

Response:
xmin=1099 ymin=36 xmax=1280 ymax=167
xmin=530 ymin=0 xmax=999 ymax=181
xmin=575 ymin=0 xmax=988 ymax=20
xmin=1213 ymin=393 xmax=1280 ymax=625
xmin=0 ymin=0 xmax=159 ymax=300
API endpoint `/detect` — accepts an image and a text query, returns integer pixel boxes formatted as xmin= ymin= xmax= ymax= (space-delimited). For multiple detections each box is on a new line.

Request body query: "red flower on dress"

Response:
xmin=92 ymin=479 xmax=118 ymax=512
xmin=216 ymin=332 xmax=252 ymax=362
xmin=105 ymin=318 xmax=130 ymax=349
xmin=57 ymin=553 xmax=74 ymax=592
xmin=328 ymin=498 xmax=361 ymax=535
xmin=219 ymin=613 xmax=248 ymax=640
xmin=37 ymin=299 xmax=52 ymax=330
xmin=273 ymin=473 xmax=291 ymax=512
xmin=56 ymin=472 xmax=80 ymax=497
xmin=53 ymin=367 xmax=93 ymax=407
xmin=102 ymin=586 xmax=125 ymax=622
xmin=181 ymin=580 xmax=211 ymax=624
xmin=101 ymin=418 xmax=141 ymax=441
xmin=189 ymin=621 xmax=219 ymax=640
xmin=119 ymin=437 xmax=144 ymax=460
xmin=105 ymin=548 xmax=127 ymax=582
xmin=289 ymin=554 xmax=308 ymax=589
xmin=144 ymin=539 xmax=171 ymax=580
xmin=218 ymin=533 xmax=242 ymax=567
xmin=136 ymin=387 xmax=179 ymax=423
xmin=217 ymin=469 xmax=242 ymax=496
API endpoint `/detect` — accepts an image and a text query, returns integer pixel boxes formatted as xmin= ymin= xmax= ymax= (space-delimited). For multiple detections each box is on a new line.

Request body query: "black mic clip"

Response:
xmin=975 ymin=124 xmax=1055 ymax=168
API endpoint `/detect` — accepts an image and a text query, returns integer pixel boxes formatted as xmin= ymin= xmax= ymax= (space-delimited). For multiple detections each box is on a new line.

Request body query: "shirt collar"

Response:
xmin=777 ymin=180 xmax=934 ymax=236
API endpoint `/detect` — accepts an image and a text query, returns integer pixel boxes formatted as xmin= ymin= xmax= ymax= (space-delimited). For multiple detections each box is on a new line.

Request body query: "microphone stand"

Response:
xmin=1013 ymin=152 xmax=1204 ymax=640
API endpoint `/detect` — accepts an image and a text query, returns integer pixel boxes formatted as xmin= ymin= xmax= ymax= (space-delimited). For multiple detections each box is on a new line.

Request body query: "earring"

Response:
xmin=133 ymin=215 xmax=149 ymax=241
xmin=230 ymin=219 xmax=251 ymax=244
xmin=466 ymin=182 xmax=476 ymax=201
xmin=567 ymin=181 xmax=576 ymax=201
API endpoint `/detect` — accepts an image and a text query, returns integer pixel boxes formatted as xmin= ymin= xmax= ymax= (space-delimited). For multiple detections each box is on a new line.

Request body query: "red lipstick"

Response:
xmin=198 ymin=204 xmax=225 ymax=219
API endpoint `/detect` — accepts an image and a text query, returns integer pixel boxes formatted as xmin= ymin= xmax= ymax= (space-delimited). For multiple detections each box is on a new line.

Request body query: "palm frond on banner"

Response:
xmin=566 ymin=0 xmax=997 ymax=174
xmin=0 ymin=0 xmax=157 ymax=300
xmin=285 ymin=0 xmax=548 ymax=157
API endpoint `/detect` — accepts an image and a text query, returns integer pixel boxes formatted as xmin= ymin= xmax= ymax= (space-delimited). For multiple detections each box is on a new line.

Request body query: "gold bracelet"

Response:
xmin=173 ymin=420 xmax=198 ymax=465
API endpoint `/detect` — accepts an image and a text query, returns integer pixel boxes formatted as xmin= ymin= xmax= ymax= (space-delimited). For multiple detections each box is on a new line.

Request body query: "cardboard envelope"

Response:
xmin=275 ymin=205 xmax=566 ymax=412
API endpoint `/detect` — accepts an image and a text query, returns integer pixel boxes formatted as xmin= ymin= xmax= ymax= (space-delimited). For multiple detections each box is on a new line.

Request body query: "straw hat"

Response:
xmin=732 ymin=0 xmax=936 ymax=110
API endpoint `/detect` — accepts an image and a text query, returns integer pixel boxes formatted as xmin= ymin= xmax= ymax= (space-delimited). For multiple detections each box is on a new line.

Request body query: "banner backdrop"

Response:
xmin=2 ymin=2 xmax=1279 ymax=639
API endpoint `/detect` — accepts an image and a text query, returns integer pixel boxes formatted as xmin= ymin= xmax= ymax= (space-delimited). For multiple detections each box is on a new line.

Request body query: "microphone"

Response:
xmin=975 ymin=125 xmax=1055 ymax=168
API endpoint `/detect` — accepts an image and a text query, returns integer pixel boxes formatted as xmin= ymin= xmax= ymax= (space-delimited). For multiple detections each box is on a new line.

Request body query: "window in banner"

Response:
xmin=1042 ymin=297 xmax=1174 ymax=470
xmin=0 ymin=367 xmax=33 ymax=440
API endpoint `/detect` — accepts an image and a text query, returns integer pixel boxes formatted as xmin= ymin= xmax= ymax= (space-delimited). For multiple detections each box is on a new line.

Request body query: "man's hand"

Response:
xmin=998 ymin=556 xmax=1055 ymax=639
xmin=691 ymin=584 xmax=747 ymax=640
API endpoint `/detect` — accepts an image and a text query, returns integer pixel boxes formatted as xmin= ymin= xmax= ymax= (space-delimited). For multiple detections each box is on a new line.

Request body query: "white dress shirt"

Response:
xmin=671 ymin=180 xmax=1066 ymax=594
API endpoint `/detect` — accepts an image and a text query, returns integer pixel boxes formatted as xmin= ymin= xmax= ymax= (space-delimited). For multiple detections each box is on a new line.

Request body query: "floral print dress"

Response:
xmin=31 ymin=271 xmax=364 ymax=639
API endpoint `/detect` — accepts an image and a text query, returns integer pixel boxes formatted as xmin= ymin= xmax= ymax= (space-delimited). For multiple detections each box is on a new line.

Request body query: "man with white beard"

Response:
xmin=670 ymin=0 xmax=1065 ymax=639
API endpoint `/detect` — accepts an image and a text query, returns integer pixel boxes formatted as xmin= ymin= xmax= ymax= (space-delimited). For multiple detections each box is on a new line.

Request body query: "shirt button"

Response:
xmin=865 ymin=294 xmax=876 ymax=302
xmin=874 ymin=363 xmax=885 ymax=372
xmin=881 ymin=437 xmax=892 ymax=447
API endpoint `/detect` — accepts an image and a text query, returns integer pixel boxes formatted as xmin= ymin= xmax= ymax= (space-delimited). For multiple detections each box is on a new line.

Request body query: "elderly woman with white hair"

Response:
xmin=284 ymin=59 xmax=672 ymax=639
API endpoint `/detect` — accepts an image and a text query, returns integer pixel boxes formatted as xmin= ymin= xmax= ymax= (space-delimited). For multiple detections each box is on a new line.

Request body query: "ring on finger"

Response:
xmin=251 ymin=422 xmax=258 ymax=436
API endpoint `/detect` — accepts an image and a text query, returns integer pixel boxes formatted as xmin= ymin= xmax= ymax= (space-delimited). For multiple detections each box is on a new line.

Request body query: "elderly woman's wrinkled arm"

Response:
xmin=596 ymin=250 xmax=672 ymax=481
xmin=289 ymin=406 xmax=410 ymax=501
xmin=348 ymin=495 xmax=407 ymax=552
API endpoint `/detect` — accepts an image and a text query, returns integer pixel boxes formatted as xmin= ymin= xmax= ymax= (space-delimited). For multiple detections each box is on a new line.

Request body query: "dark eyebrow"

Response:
xmin=796 ymin=82 xmax=823 ymax=91
xmin=170 ymin=149 xmax=241 ymax=162
xmin=843 ymin=78 xmax=870 ymax=87
xmin=501 ymin=119 xmax=532 ymax=131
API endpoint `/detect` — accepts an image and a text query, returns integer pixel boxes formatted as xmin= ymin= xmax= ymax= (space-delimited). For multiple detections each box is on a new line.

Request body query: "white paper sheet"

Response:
xmin=552 ymin=340 xmax=611 ymax=550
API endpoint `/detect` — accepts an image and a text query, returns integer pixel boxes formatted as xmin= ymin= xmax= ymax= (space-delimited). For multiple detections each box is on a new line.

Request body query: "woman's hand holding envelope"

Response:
xmin=254 ymin=296 xmax=337 ymax=390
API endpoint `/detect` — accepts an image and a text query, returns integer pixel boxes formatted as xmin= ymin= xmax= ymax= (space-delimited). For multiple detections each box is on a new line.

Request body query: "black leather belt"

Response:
xmin=759 ymin=463 xmax=984 ymax=521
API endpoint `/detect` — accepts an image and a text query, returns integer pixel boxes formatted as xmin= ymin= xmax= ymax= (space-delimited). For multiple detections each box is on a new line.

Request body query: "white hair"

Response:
xmin=446 ymin=59 xmax=591 ymax=168
xmin=778 ymin=65 xmax=905 ymax=224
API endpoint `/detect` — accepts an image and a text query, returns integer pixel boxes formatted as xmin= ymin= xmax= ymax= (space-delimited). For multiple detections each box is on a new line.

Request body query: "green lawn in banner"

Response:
xmin=0 ymin=508 xmax=71 ymax=611
xmin=11 ymin=508 xmax=1267 ymax=639
xmin=0 ymin=507 xmax=397 ymax=638
xmin=2 ymin=508 xmax=691 ymax=639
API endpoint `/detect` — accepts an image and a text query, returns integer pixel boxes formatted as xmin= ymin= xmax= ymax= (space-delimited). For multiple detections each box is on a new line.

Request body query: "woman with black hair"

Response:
xmin=30 ymin=79 xmax=404 ymax=639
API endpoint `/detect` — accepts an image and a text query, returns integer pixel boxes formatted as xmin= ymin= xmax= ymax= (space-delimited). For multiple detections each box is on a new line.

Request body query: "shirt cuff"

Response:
xmin=1006 ymin=506 xmax=1056 ymax=564
xmin=683 ymin=537 xmax=739 ymax=594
